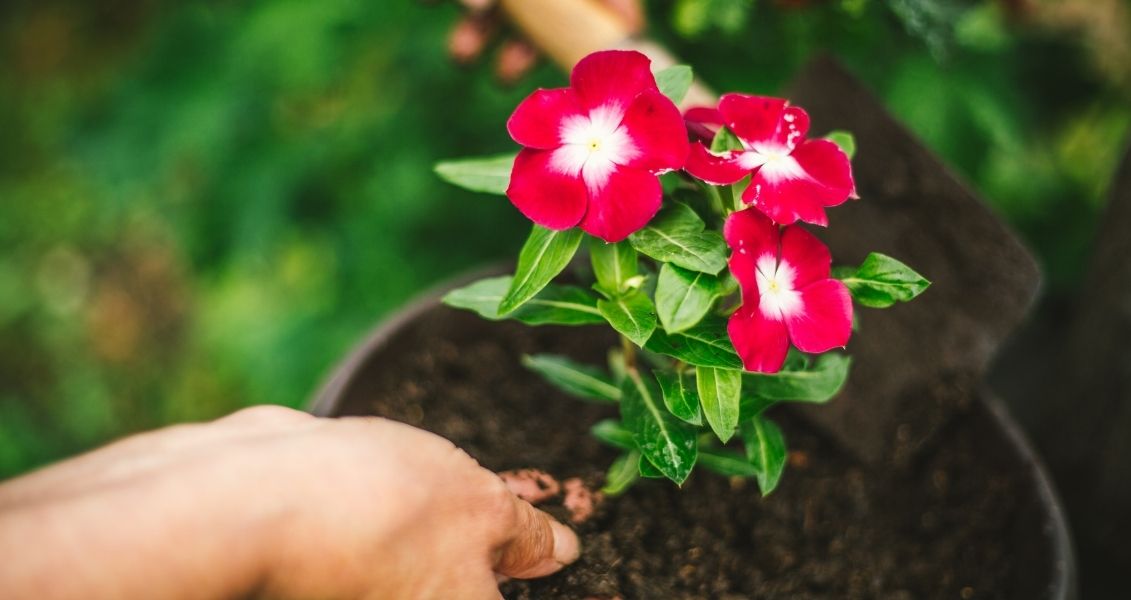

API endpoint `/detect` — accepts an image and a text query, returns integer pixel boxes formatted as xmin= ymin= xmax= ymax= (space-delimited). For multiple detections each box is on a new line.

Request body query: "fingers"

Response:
xmin=495 ymin=39 xmax=539 ymax=85
xmin=492 ymin=493 xmax=580 ymax=579
xmin=602 ymin=0 xmax=645 ymax=35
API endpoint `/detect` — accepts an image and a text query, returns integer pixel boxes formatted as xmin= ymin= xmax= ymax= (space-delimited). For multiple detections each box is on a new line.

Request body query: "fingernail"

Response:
xmin=550 ymin=521 xmax=580 ymax=565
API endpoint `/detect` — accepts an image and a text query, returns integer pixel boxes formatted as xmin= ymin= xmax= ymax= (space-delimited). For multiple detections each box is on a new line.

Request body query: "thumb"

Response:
xmin=492 ymin=495 xmax=580 ymax=579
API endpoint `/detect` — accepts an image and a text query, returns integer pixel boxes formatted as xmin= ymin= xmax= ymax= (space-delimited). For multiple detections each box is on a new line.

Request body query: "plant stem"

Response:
xmin=620 ymin=335 xmax=637 ymax=370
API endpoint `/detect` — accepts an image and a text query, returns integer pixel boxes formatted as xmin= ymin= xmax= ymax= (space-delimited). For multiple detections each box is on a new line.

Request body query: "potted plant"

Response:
xmin=311 ymin=50 xmax=1075 ymax=598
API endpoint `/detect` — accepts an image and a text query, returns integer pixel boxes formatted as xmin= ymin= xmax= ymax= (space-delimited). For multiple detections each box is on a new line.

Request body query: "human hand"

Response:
xmin=445 ymin=0 xmax=644 ymax=84
xmin=0 ymin=406 xmax=580 ymax=599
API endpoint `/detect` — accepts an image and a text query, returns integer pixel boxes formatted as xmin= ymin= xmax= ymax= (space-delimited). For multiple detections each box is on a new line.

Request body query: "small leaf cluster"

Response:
xmin=436 ymin=66 xmax=929 ymax=495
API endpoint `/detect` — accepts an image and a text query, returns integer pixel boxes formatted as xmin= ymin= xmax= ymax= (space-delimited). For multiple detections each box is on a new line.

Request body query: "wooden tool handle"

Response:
xmin=498 ymin=0 xmax=716 ymax=107
xmin=498 ymin=0 xmax=631 ymax=71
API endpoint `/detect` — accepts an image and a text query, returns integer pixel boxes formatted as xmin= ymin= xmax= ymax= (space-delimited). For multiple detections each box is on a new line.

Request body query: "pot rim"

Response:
xmin=309 ymin=265 xmax=1077 ymax=600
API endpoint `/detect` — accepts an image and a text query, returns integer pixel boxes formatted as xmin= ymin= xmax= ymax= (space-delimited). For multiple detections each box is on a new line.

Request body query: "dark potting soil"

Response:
xmin=333 ymin=307 xmax=1047 ymax=599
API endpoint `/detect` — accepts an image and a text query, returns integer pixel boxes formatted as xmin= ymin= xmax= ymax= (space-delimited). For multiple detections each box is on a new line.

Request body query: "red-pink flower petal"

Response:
xmin=684 ymin=106 xmax=724 ymax=142
xmin=724 ymin=209 xmax=780 ymax=294
xmin=579 ymin=166 xmax=662 ymax=243
xmin=506 ymin=148 xmax=588 ymax=230
xmin=507 ymin=88 xmax=585 ymax=150
xmin=742 ymin=170 xmax=832 ymax=226
xmin=792 ymin=138 xmax=857 ymax=200
xmin=686 ymin=143 xmax=749 ymax=186
xmin=620 ymin=89 xmax=690 ymax=173
xmin=718 ymin=94 xmax=810 ymax=151
xmin=779 ymin=225 xmax=832 ymax=289
xmin=570 ymin=50 xmax=657 ymax=112
xmin=728 ymin=304 xmax=791 ymax=374
xmin=785 ymin=279 xmax=853 ymax=354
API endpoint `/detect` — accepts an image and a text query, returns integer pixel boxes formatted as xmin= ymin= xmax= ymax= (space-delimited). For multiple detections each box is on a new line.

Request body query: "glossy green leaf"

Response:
xmin=711 ymin=126 xmax=745 ymax=153
xmin=824 ymin=130 xmax=857 ymax=160
xmin=743 ymin=353 xmax=851 ymax=403
xmin=521 ymin=354 xmax=620 ymax=403
xmin=655 ymin=65 xmax=694 ymax=105
xmin=696 ymin=365 xmax=742 ymax=443
xmin=698 ymin=448 xmax=759 ymax=477
xmin=838 ymin=253 xmax=931 ymax=308
xmin=590 ymin=419 xmax=635 ymax=450
xmin=603 ymin=451 xmax=641 ymax=495
xmin=499 ymin=226 xmax=584 ymax=314
xmin=433 ymin=153 xmax=515 ymax=195
xmin=741 ymin=416 xmax=787 ymax=496
xmin=655 ymin=263 xmax=722 ymax=333
xmin=589 ymin=238 xmax=638 ymax=297
xmin=620 ymin=370 xmax=698 ymax=485
xmin=597 ymin=291 xmax=657 ymax=347
xmin=645 ymin=318 xmax=743 ymax=369
xmin=638 ymin=453 xmax=666 ymax=478
xmin=442 ymin=276 xmax=604 ymax=326
xmin=628 ymin=203 xmax=727 ymax=274
xmin=655 ymin=369 xmax=702 ymax=425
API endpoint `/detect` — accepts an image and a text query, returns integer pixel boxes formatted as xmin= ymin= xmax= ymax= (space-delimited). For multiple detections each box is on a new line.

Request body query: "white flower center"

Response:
xmin=736 ymin=144 xmax=806 ymax=183
xmin=755 ymin=254 xmax=802 ymax=320
xmin=551 ymin=104 xmax=639 ymax=191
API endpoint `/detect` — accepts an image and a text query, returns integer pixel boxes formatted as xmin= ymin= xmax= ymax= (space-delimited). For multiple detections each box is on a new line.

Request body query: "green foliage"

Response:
xmin=521 ymin=354 xmax=621 ymax=403
xmin=597 ymin=291 xmax=658 ymax=347
xmin=442 ymin=276 xmax=604 ymax=326
xmin=603 ymin=450 xmax=642 ymax=495
xmin=673 ymin=0 xmax=756 ymax=38
xmin=655 ymin=369 xmax=702 ymax=425
xmin=837 ymin=253 xmax=931 ymax=308
xmin=824 ymin=131 xmax=857 ymax=159
xmin=499 ymin=226 xmax=584 ymax=315
xmin=655 ymin=263 xmax=723 ymax=333
xmin=696 ymin=366 xmax=742 ymax=443
xmin=698 ymin=448 xmax=760 ymax=478
xmin=590 ymin=419 xmax=635 ymax=450
xmin=434 ymin=154 xmax=515 ymax=195
xmin=740 ymin=415 xmax=788 ymax=495
xmin=655 ymin=65 xmax=695 ymax=105
xmin=620 ymin=370 xmax=698 ymax=485
xmin=645 ymin=318 xmax=743 ymax=370
xmin=628 ymin=203 xmax=728 ymax=274
xmin=711 ymin=127 xmax=746 ymax=153
xmin=590 ymin=239 xmax=640 ymax=297
xmin=744 ymin=353 xmax=852 ymax=402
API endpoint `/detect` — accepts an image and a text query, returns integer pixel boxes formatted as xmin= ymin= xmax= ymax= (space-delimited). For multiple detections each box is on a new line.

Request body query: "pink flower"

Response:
xmin=725 ymin=208 xmax=852 ymax=373
xmin=685 ymin=94 xmax=856 ymax=227
xmin=506 ymin=50 xmax=690 ymax=243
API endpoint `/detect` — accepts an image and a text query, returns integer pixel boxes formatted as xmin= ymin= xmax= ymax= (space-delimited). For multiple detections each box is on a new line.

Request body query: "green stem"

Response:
xmin=620 ymin=335 xmax=637 ymax=370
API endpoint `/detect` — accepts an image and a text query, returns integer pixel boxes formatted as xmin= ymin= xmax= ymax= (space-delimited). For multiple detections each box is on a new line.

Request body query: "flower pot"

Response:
xmin=310 ymin=270 xmax=1076 ymax=599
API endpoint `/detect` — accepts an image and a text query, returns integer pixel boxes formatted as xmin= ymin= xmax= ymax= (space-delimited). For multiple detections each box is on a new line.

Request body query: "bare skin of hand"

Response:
xmin=446 ymin=0 xmax=644 ymax=83
xmin=0 ymin=406 xmax=580 ymax=599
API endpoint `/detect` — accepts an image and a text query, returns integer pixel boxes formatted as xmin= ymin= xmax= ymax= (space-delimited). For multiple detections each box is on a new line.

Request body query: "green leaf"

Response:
xmin=698 ymin=448 xmax=759 ymax=477
xmin=620 ymin=370 xmax=698 ymax=485
xmin=744 ymin=353 xmax=852 ymax=403
xmin=645 ymin=318 xmax=743 ymax=369
xmin=628 ymin=203 xmax=727 ymax=274
xmin=433 ymin=153 xmax=516 ymax=195
xmin=442 ymin=276 xmax=604 ymax=326
xmin=655 ymin=263 xmax=722 ymax=333
xmin=655 ymin=65 xmax=694 ymax=105
xmin=589 ymin=238 xmax=638 ymax=297
xmin=590 ymin=419 xmax=635 ymax=450
xmin=638 ymin=453 xmax=666 ymax=478
xmin=499 ymin=226 xmax=584 ymax=314
xmin=655 ymin=369 xmax=702 ymax=425
xmin=521 ymin=354 xmax=621 ymax=403
xmin=740 ymin=416 xmax=787 ymax=496
xmin=838 ymin=253 xmax=931 ymax=308
xmin=710 ymin=126 xmax=745 ymax=153
xmin=602 ymin=451 xmax=641 ymax=495
xmin=824 ymin=130 xmax=856 ymax=160
xmin=696 ymin=366 xmax=742 ymax=443
xmin=597 ymin=291 xmax=657 ymax=347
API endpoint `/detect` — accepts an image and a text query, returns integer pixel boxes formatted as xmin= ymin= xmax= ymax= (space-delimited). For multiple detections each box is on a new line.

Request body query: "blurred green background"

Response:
xmin=2 ymin=0 xmax=1129 ymax=478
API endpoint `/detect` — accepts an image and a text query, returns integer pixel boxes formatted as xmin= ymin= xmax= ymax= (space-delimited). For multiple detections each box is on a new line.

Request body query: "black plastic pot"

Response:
xmin=310 ymin=268 xmax=1077 ymax=600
